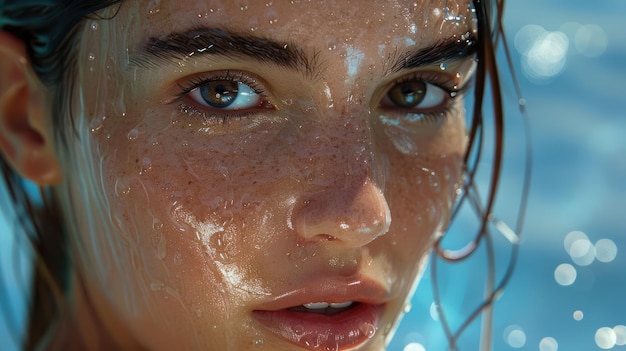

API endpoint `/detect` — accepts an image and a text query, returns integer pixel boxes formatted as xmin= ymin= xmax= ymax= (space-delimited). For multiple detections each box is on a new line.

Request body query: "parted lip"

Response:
xmin=252 ymin=277 xmax=391 ymax=311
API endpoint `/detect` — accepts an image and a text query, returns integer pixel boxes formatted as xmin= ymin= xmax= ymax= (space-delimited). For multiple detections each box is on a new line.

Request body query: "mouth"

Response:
xmin=252 ymin=280 xmax=387 ymax=351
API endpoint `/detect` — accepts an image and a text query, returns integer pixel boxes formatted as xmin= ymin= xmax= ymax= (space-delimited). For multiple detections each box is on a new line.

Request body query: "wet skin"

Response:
xmin=56 ymin=0 xmax=477 ymax=350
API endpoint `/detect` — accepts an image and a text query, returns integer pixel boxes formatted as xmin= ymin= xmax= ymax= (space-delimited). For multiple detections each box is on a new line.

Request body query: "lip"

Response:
xmin=252 ymin=279 xmax=388 ymax=351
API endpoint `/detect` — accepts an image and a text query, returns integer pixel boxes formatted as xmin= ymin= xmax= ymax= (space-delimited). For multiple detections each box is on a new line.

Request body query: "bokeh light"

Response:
xmin=564 ymin=231 xmax=588 ymax=253
xmin=504 ymin=325 xmax=527 ymax=348
xmin=429 ymin=302 xmax=439 ymax=321
xmin=403 ymin=342 xmax=427 ymax=351
xmin=574 ymin=24 xmax=608 ymax=58
xmin=554 ymin=263 xmax=577 ymax=286
xmin=570 ymin=238 xmax=596 ymax=266
xmin=595 ymin=239 xmax=618 ymax=263
xmin=596 ymin=327 xmax=617 ymax=349
xmin=539 ymin=337 xmax=559 ymax=351
xmin=515 ymin=25 xmax=569 ymax=82
xmin=573 ymin=310 xmax=584 ymax=321
xmin=614 ymin=325 xmax=626 ymax=346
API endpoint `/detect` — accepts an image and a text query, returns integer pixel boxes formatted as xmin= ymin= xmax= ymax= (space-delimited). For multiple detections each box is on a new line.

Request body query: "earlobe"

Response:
xmin=0 ymin=31 xmax=61 ymax=185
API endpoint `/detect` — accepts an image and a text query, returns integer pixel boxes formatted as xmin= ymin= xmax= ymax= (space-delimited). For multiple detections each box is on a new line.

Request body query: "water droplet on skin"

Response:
xmin=127 ymin=128 xmax=139 ymax=141
xmin=428 ymin=171 xmax=441 ymax=193
xmin=265 ymin=7 xmax=278 ymax=24
xmin=359 ymin=322 xmax=376 ymax=338
xmin=173 ymin=251 xmax=182 ymax=265
xmin=150 ymin=280 xmax=164 ymax=291
xmin=238 ymin=0 xmax=249 ymax=11
xmin=157 ymin=234 xmax=167 ymax=260
xmin=147 ymin=0 xmax=161 ymax=16
xmin=139 ymin=157 xmax=152 ymax=175
xmin=294 ymin=325 xmax=305 ymax=336
xmin=254 ymin=339 xmax=264 ymax=346
xmin=249 ymin=17 xmax=259 ymax=32
xmin=327 ymin=38 xmax=338 ymax=51
xmin=114 ymin=178 xmax=131 ymax=197
xmin=89 ymin=116 xmax=105 ymax=133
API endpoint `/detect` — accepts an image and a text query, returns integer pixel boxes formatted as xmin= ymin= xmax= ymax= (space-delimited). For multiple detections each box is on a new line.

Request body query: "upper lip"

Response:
xmin=253 ymin=277 xmax=391 ymax=311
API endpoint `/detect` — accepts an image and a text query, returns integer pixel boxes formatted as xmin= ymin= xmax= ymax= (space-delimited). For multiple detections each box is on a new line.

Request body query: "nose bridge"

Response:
xmin=292 ymin=104 xmax=392 ymax=247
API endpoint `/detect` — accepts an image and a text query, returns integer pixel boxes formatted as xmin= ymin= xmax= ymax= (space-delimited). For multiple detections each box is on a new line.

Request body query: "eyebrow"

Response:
xmin=131 ymin=27 xmax=320 ymax=78
xmin=386 ymin=31 xmax=476 ymax=74
xmin=131 ymin=27 xmax=476 ymax=78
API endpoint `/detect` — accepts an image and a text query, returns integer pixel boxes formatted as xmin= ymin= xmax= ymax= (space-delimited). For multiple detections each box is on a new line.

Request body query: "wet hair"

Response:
xmin=0 ymin=0 xmax=527 ymax=350
xmin=0 ymin=1 xmax=121 ymax=348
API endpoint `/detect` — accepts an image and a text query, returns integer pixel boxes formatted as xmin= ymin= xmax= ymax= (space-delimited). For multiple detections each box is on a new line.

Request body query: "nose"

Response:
xmin=293 ymin=178 xmax=392 ymax=248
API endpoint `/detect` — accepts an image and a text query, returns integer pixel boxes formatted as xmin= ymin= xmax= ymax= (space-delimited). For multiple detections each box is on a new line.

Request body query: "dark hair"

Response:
xmin=0 ymin=1 xmax=525 ymax=350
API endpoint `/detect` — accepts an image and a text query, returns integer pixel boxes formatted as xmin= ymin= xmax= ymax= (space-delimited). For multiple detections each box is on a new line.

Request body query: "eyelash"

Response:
xmin=381 ymin=70 xmax=467 ymax=123
xmin=172 ymin=69 xmax=466 ymax=125
xmin=174 ymin=71 xmax=271 ymax=123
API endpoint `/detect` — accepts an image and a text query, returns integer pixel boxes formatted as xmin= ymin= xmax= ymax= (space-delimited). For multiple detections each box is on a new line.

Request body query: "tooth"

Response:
xmin=303 ymin=302 xmax=329 ymax=309
xmin=329 ymin=301 xmax=353 ymax=309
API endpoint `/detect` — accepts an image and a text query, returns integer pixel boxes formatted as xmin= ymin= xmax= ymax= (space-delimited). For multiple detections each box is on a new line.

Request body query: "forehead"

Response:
xmin=112 ymin=0 xmax=475 ymax=52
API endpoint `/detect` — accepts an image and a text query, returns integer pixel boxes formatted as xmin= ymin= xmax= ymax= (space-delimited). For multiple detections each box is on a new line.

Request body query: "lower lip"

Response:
xmin=253 ymin=303 xmax=382 ymax=351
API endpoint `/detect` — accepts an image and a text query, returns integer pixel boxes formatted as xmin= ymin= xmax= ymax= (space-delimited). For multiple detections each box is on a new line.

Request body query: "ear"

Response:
xmin=0 ymin=31 xmax=61 ymax=185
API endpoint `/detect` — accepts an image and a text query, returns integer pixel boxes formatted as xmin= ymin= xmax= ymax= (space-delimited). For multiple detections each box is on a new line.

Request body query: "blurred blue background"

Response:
xmin=1 ymin=0 xmax=625 ymax=350
xmin=390 ymin=1 xmax=626 ymax=350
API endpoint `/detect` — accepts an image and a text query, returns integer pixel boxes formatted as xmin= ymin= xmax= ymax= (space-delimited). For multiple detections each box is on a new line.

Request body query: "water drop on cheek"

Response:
xmin=114 ymin=177 xmax=131 ymax=197
xmin=428 ymin=171 xmax=441 ymax=193
xmin=157 ymin=234 xmax=167 ymax=260
xmin=127 ymin=128 xmax=139 ymax=141
xmin=173 ymin=251 xmax=182 ymax=266
xmin=89 ymin=115 xmax=105 ymax=133
xmin=327 ymin=38 xmax=338 ymax=51
xmin=150 ymin=280 xmax=164 ymax=291
xmin=139 ymin=157 xmax=152 ymax=175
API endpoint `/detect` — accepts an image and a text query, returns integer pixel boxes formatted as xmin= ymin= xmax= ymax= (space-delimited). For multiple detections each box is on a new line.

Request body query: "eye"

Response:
xmin=187 ymin=79 xmax=262 ymax=110
xmin=381 ymin=79 xmax=448 ymax=111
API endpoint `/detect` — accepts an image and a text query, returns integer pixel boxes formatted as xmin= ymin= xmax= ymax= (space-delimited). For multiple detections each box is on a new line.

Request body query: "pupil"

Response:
xmin=389 ymin=80 xmax=426 ymax=108
xmin=201 ymin=80 xmax=239 ymax=107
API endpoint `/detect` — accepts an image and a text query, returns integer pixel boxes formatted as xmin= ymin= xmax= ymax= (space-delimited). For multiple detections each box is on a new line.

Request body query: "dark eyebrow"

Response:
xmin=131 ymin=27 xmax=320 ymax=79
xmin=386 ymin=31 xmax=476 ymax=74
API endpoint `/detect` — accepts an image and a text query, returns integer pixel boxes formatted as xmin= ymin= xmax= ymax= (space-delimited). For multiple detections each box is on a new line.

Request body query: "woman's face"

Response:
xmin=59 ymin=0 xmax=476 ymax=350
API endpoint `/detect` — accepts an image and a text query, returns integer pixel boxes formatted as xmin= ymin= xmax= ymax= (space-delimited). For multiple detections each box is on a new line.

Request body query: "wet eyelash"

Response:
xmin=391 ymin=70 xmax=468 ymax=97
xmin=171 ymin=71 xmax=270 ymax=124
xmin=174 ymin=70 xmax=266 ymax=99
xmin=382 ymin=70 xmax=468 ymax=125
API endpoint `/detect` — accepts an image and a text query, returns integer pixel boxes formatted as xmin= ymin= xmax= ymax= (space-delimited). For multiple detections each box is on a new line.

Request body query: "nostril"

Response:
xmin=293 ymin=180 xmax=392 ymax=247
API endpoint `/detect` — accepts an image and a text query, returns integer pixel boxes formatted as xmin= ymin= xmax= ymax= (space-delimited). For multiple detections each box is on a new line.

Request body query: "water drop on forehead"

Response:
xmin=266 ymin=8 xmax=278 ymax=25
xmin=238 ymin=0 xmax=249 ymax=11
xmin=147 ymin=0 xmax=161 ymax=16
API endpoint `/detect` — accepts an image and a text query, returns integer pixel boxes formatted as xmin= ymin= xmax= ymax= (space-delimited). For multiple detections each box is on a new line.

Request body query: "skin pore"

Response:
xmin=2 ymin=0 xmax=478 ymax=350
